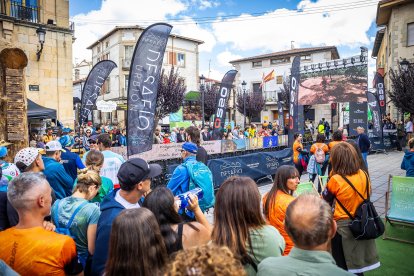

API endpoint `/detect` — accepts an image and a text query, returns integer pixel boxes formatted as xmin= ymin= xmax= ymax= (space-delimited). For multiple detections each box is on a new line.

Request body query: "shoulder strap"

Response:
xmin=52 ymin=199 xmax=61 ymax=225
xmin=334 ymin=197 xmax=354 ymax=220
xmin=340 ymin=174 xmax=366 ymax=201
xmin=67 ymin=201 xmax=88 ymax=229
xmin=177 ymin=223 xmax=184 ymax=249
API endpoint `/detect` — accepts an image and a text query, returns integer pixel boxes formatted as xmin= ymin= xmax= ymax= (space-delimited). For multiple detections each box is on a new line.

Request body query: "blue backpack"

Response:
xmin=182 ymin=161 xmax=215 ymax=212
xmin=52 ymin=200 xmax=88 ymax=238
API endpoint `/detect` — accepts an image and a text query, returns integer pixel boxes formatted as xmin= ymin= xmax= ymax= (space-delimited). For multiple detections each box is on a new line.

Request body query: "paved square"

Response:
xmin=206 ymin=150 xmax=410 ymax=223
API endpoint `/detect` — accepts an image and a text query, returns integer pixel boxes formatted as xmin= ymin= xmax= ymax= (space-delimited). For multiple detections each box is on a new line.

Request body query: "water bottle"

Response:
xmin=175 ymin=188 xmax=204 ymax=211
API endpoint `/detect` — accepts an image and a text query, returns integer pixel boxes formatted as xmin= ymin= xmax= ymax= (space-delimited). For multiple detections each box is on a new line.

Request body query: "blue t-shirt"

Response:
xmin=51 ymin=197 xmax=101 ymax=260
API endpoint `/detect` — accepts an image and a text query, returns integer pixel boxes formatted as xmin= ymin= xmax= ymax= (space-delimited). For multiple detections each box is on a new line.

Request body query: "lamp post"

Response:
xmin=200 ymin=74 xmax=205 ymax=128
xmin=242 ymin=80 xmax=247 ymax=128
xmin=36 ymin=26 xmax=46 ymax=61
xmin=400 ymin=58 xmax=410 ymax=73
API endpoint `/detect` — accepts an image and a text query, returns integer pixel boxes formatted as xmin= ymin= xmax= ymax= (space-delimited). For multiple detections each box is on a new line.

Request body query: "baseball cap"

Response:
xmin=117 ymin=158 xmax=162 ymax=189
xmin=59 ymin=135 xmax=74 ymax=148
xmin=45 ymin=141 xmax=65 ymax=152
xmin=0 ymin=147 xmax=7 ymax=158
xmin=14 ymin=147 xmax=39 ymax=167
xmin=182 ymin=142 xmax=198 ymax=154
xmin=0 ymin=140 xmax=12 ymax=147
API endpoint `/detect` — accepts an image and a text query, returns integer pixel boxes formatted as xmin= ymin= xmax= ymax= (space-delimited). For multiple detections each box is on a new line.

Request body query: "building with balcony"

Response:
xmin=230 ymin=46 xmax=339 ymax=127
xmin=371 ymin=0 xmax=414 ymax=119
xmin=0 ymin=0 xmax=75 ymax=130
xmin=86 ymin=26 xmax=203 ymax=127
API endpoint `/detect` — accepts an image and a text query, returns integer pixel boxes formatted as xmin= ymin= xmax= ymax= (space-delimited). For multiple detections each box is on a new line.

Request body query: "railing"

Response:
xmin=10 ymin=1 xmax=39 ymax=23
xmin=69 ymin=21 xmax=75 ymax=33
xmin=264 ymin=90 xmax=278 ymax=103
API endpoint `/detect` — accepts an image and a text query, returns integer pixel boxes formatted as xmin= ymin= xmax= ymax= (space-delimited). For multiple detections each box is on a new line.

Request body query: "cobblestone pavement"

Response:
xmin=206 ymin=150 xmax=408 ymax=223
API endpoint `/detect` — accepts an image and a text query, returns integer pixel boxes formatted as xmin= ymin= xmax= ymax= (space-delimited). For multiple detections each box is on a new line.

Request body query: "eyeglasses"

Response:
xmin=89 ymin=141 xmax=97 ymax=144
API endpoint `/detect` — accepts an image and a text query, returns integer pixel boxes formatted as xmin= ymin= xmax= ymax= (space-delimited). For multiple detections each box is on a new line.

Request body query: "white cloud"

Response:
xmin=172 ymin=16 xmax=217 ymax=52
xmin=216 ymin=50 xmax=242 ymax=67
xmin=211 ymin=0 xmax=377 ymax=52
xmin=199 ymin=0 xmax=220 ymax=10
xmin=72 ymin=0 xmax=188 ymax=62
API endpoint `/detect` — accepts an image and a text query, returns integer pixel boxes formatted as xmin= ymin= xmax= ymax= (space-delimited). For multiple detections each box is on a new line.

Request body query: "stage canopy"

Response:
xmin=27 ymin=99 xmax=57 ymax=120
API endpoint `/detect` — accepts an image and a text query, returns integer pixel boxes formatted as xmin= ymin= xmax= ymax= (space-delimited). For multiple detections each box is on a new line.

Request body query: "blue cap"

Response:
xmin=182 ymin=142 xmax=198 ymax=154
xmin=0 ymin=147 xmax=7 ymax=158
xmin=59 ymin=135 xmax=74 ymax=148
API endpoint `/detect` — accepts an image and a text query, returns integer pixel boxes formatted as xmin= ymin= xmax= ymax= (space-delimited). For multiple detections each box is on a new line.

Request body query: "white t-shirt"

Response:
xmin=100 ymin=150 xmax=125 ymax=187
xmin=115 ymin=190 xmax=140 ymax=209
xmin=405 ymin=121 xmax=413 ymax=133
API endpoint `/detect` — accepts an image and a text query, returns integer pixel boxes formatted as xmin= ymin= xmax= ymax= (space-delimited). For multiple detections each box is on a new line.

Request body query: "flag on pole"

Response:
xmin=260 ymin=69 xmax=275 ymax=88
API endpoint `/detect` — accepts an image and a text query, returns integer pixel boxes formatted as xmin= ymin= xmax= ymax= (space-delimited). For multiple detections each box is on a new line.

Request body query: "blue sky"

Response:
xmin=70 ymin=0 xmax=379 ymax=84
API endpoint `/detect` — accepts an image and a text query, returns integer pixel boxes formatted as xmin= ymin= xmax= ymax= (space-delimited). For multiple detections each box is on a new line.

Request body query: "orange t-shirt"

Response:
xmin=0 ymin=227 xmax=82 ymax=276
xmin=310 ymin=142 xmax=329 ymax=154
xmin=326 ymin=170 xmax=370 ymax=221
xmin=293 ymin=141 xmax=303 ymax=164
xmin=328 ymin=141 xmax=342 ymax=150
xmin=263 ymin=190 xmax=295 ymax=255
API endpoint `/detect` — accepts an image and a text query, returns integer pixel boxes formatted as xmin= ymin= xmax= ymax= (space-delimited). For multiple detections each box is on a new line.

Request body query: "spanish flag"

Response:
xmin=260 ymin=69 xmax=275 ymax=88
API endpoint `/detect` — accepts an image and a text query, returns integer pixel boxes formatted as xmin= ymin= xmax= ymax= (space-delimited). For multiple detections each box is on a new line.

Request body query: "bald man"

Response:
xmin=0 ymin=173 xmax=83 ymax=275
xmin=258 ymin=195 xmax=353 ymax=276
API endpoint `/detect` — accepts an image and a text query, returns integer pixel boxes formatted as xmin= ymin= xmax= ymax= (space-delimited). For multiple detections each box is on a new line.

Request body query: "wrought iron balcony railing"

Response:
xmin=9 ymin=1 xmax=39 ymax=23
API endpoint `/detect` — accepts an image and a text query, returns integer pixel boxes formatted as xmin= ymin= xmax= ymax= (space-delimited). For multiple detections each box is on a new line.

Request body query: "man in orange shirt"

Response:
xmin=0 ymin=173 xmax=83 ymax=276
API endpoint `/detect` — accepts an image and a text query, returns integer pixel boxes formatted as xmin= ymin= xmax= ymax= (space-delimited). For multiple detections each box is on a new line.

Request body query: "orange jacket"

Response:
xmin=263 ymin=190 xmax=295 ymax=255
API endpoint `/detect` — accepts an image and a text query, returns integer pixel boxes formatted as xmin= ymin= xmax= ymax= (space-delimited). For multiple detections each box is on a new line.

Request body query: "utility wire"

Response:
xmin=73 ymin=0 xmax=379 ymax=26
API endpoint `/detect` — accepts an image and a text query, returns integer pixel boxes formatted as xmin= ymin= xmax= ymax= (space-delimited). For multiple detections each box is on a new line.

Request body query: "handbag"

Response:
xmin=334 ymin=171 xmax=385 ymax=240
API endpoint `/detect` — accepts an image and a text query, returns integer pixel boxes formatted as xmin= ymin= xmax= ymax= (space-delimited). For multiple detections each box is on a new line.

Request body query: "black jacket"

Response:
xmin=196 ymin=146 xmax=209 ymax=165
xmin=358 ymin=133 xmax=371 ymax=153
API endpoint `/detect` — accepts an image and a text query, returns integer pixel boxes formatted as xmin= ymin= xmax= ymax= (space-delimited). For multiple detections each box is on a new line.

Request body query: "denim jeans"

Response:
xmin=362 ymin=152 xmax=368 ymax=169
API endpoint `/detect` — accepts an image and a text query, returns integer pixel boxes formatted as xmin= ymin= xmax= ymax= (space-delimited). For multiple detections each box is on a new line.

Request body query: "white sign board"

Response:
xmin=97 ymin=100 xmax=117 ymax=112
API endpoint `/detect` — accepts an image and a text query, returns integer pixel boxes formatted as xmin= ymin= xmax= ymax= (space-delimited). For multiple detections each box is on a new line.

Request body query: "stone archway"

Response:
xmin=0 ymin=48 xmax=28 ymax=161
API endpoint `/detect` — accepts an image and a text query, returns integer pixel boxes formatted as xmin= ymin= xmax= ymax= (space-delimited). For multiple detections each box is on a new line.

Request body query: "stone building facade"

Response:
xmin=372 ymin=0 xmax=414 ymax=118
xmin=1 ymin=0 xmax=74 ymax=131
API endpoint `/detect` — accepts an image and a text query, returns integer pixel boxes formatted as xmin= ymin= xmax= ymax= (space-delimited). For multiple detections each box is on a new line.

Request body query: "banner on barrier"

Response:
xmin=112 ymin=135 xmax=288 ymax=161
xmin=207 ymin=148 xmax=293 ymax=188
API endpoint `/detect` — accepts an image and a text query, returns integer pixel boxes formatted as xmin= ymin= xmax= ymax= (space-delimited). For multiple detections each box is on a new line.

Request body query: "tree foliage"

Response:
xmin=236 ymin=89 xmax=265 ymax=123
xmin=203 ymin=84 xmax=219 ymax=120
xmin=389 ymin=65 xmax=414 ymax=114
xmin=155 ymin=67 xmax=186 ymax=123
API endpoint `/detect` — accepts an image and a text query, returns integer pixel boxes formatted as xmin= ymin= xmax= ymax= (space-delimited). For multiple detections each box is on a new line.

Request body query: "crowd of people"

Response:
xmin=0 ymin=117 xmax=413 ymax=275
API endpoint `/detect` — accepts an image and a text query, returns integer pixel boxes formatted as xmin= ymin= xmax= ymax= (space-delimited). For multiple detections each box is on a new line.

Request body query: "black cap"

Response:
xmin=117 ymin=158 xmax=162 ymax=189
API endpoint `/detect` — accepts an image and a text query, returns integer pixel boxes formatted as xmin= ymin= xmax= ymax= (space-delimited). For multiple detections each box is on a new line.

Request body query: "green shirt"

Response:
xmin=257 ymin=247 xmax=354 ymax=276
xmin=73 ymin=176 xmax=114 ymax=204
xmin=245 ymin=225 xmax=285 ymax=276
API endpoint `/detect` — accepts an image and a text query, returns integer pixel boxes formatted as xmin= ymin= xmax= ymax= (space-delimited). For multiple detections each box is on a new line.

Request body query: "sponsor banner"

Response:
xmin=288 ymin=56 xmax=301 ymax=146
xmin=127 ymin=23 xmax=172 ymax=156
xmin=349 ymin=102 xmax=368 ymax=136
xmin=374 ymin=72 xmax=386 ymax=117
xmin=212 ymin=70 xmax=238 ymax=140
xmin=80 ymin=60 xmax=117 ymax=125
xmin=202 ymin=140 xmax=222 ymax=155
xmin=207 ymin=148 xmax=293 ymax=189
xmin=367 ymin=92 xmax=383 ymax=147
xmin=263 ymin=136 xmax=278 ymax=148
xmin=221 ymin=139 xmax=248 ymax=153
xmin=112 ymin=135 xmax=289 ymax=161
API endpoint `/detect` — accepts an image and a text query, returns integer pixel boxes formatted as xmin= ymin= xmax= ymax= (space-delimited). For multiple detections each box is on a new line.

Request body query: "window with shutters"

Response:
xmin=276 ymin=75 xmax=283 ymax=84
xmin=408 ymin=22 xmax=414 ymax=46
xmin=252 ymin=61 xmax=262 ymax=67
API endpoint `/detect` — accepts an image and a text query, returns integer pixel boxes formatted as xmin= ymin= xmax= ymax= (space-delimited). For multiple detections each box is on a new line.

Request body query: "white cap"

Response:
xmin=45 ymin=140 xmax=64 ymax=152
xmin=14 ymin=147 xmax=39 ymax=167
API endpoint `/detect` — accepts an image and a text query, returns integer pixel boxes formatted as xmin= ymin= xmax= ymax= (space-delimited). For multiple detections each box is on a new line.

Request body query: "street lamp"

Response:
xmin=200 ymin=74 xmax=205 ymax=127
xmin=242 ymin=80 xmax=247 ymax=128
xmin=400 ymin=58 xmax=410 ymax=73
xmin=36 ymin=26 xmax=46 ymax=61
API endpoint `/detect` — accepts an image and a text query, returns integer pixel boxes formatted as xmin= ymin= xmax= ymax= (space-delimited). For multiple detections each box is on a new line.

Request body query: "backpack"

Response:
xmin=335 ymin=172 xmax=385 ymax=240
xmin=314 ymin=145 xmax=326 ymax=164
xmin=182 ymin=161 xmax=215 ymax=212
xmin=52 ymin=200 xmax=88 ymax=238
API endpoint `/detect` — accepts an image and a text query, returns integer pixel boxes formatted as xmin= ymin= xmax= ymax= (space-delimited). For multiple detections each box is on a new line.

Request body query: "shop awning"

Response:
xmin=27 ymin=99 xmax=57 ymax=120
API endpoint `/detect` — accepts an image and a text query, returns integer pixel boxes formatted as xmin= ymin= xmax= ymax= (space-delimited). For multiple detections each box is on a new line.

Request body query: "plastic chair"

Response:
xmin=294 ymin=182 xmax=318 ymax=197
